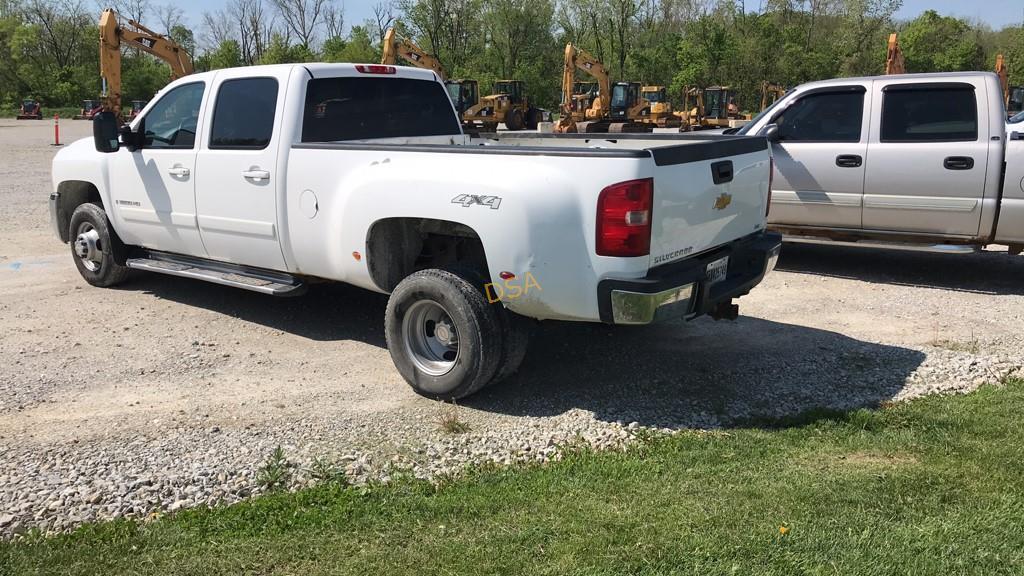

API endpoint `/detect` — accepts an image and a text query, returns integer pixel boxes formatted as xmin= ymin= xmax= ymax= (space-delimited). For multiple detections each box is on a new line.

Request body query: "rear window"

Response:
xmin=302 ymin=76 xmax=461 ymax=142
xmin=881 ymin=84 xmax=978 ymax=142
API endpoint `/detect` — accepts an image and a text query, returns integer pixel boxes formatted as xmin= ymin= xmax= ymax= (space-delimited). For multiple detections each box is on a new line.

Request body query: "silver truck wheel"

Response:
xmin=68 ymin=203 xmax=129 ymax=288
xmin=402 ymin=300 xmax=461 ymax=376
xmin=385 ymin=269 xmax=502 ymax=400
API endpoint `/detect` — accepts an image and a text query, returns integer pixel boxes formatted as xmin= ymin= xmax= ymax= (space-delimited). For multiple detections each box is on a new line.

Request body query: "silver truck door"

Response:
xmin=863 ymin=80 xmax=988 ymax=237
xmin=766 ymin=85 xmax=869 ymax=229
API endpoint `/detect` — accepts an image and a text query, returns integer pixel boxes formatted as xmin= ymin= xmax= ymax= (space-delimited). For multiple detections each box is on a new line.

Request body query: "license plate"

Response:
xmin=706 ymin=256 xmax=729 ymax=286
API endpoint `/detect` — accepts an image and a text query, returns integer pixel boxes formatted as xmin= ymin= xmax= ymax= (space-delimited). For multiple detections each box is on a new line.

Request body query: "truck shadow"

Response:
xmin=125 ymin=275 xmax=390 ymax=346
xmin=466 ymin=316 xmax=926 ymax=430
xmin=126 ymin=273 xmax=926 ymax=431
xmin=775 ymin=242 xmax=1024 ymax=295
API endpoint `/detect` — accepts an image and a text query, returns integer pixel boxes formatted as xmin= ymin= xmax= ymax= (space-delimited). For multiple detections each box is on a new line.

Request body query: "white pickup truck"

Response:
xmin=50 ymin=63 xmax=780 ymax=399
xmin=736 ymin=72 xmax=1024 ymax=255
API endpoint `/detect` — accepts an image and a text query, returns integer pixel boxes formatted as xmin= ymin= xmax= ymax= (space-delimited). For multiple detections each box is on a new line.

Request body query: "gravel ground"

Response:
xmin=1 ymin=119 xmax=1022 ymax=537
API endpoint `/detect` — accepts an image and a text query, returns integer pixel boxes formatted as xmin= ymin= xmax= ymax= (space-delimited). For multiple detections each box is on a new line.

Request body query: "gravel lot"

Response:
xmin=1 ymin=118 xmax=1022 ymax=537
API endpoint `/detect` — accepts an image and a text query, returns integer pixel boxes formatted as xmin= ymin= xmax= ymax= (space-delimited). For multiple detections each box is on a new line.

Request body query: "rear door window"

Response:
xmin=302 ymin=76 xmax=461 ymax=142
xmin=881 ymin=84 xmax=978 ymax=142
xmin=209 ymin=77 xmax=279 ymax=149
xmin=773 ymin=90 xmax=864 ymax=143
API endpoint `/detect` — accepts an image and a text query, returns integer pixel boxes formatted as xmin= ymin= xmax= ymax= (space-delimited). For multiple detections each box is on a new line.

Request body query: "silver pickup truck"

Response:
xmin=737 ymin=72 xmax=1024 ymax=254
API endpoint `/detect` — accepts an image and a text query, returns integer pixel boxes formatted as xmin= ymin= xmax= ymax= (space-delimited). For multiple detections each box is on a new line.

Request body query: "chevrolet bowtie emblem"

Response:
xmin=713 ymin=193 xmax=732 ymax=210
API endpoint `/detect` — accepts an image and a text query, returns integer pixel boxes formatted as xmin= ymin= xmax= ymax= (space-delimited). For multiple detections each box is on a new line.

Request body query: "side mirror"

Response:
xmin=760 ymin=123 xmax=780 ymax=142
xmin=120 ymin=117 xmax=145 ymax=152
xmin=92 ymin=111 xmax=120 ymax=153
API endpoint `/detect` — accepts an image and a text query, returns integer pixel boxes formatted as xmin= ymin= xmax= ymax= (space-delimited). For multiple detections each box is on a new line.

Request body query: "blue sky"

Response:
xmin=896 ymin=0 xmax=1023 ymax=28
xmin=173 ymin=0 xmax=1020 ymax=38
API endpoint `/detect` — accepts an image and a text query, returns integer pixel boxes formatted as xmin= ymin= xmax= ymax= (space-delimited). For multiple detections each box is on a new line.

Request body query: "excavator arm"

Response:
xmin=996 ymin=54 xmax=1010 ymax=107
xmin=885 ymin=33 xmax=905 ymax=75
xmin=99 ymin=8 xmax=193 ymax=116
xmin=557 ymin=43 xmax=610 ymax=132
xmin=381 ymin=28 xmax=447 ymax=81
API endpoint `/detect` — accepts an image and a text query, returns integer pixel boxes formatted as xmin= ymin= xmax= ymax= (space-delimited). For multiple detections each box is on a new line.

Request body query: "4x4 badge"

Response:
xmin=451 ymin=194 xmax=502 ymax=210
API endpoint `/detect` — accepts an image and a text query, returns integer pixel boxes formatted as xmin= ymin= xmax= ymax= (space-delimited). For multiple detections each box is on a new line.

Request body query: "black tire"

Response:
xmin=68 ymin=202 xmax=129 ymax=288
xmin=385 ymin=269 xmax=503 ymax=400
xmin=505 ymin=108 xmax=525 ymax=131
xmin=525 ymin=108 xmax=542 ymax=130
xmin=492 ymin=309 xmax=531 ymax=383
xmin=451 ymin=265 xmax=532 ymax=383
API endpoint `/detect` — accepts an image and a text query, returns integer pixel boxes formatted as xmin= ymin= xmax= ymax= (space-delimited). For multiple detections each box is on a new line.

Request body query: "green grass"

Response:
xmin=3 ymin=379 xmax=1023 ymax=576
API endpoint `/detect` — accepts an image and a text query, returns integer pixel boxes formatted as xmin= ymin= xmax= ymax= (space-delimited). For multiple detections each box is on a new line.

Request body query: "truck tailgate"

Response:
xmin=645 ymin=138 xmax=771 ymax=267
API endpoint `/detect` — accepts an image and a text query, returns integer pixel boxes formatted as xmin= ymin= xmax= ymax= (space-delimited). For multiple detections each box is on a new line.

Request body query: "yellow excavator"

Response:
xmin=381 ymin=28 xmax=478 ymax=114
xmin=556 ymin=43 xmax=609 ymax=132
xmin=884 ymin=33 xmax=906 ymax=75
xmin=556 ymin=43 xmax=650 ymax=133
xmin=99 ymin=8 xmax=193 ymax=117
xmin=381 ymin=28 xmax=543 ymax=132
xmin=381 ymin=28 xmax=447 ymax=80
xmin=996 ymin=54 xmax=1024 ymax=118
xmin=760 ymin=81 xmax=786 ymax=111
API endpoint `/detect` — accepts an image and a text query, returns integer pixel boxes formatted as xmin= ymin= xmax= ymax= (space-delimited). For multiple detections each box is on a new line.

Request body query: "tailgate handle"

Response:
xmin=711 ymin=160 xmax=733 ymax=185
xmin=944 ymin=156 xmax=974 ymax=171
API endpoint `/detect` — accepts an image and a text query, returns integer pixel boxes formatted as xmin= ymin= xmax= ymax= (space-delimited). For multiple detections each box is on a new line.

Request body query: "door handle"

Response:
xmin=835 ymin=154 xmax=862 ymax=168
xmin=167 ymin=166 xmax=190 ymax=177
xmin=943 ymin=156 xmax=974 ymax=170
xmin=242 ymin=169 xmax=271 ymax=181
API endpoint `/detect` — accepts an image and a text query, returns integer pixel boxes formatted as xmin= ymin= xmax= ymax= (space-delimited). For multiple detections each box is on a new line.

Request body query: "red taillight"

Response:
xmin=596 ymin=178 xmax=653 ymax=257
xmin=355 ymin=64 xmax=397 ymax=74
xmin=766 ymin=156 xmax=774 ymax=217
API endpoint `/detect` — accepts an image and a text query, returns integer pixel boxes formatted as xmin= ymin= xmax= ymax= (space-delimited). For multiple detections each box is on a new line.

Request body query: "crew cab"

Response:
xmin=738 ymin=72 xmax=1024 ymax=255
xmin=50 ymin=63 xmax=779 ymax=399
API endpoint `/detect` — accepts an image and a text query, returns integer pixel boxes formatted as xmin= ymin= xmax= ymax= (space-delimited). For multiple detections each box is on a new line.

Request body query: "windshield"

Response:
xmin=736 ymin=88 xmax=796 ymax=135
xmin=643 ymin=90 xmax=664 ymax=103
xmin=611 ymin=85 xmax=629 ymax=108
xmin=23 ymin=100 xmax=34 ymax=107
xmin=494 ymin=82 xmax=512 ymax=94
xmin=1009 ymin=110 xmax=1024 ymax=124
xmin=445 ymin=82 xmax=461 ymax=104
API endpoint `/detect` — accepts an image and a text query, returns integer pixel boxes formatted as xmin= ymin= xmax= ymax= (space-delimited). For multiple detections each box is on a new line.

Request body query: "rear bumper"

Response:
xmin=597 ymin=231 xmax=782 ymax=324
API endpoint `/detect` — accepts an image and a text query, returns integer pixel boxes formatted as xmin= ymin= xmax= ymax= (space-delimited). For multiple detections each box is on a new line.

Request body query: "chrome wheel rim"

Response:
xmin=74 ymin=222 xmax=103 ymax=272
xmin=402 ymin=300 xmax=459 ymax=376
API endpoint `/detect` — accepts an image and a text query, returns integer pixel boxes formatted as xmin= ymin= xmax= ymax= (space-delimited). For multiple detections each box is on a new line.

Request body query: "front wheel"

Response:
xmin=385 ymin=269 xmax=503 ymax=400
xmin=505 ymin=108 xmax=525 ymax=131
xmin=68 ymin=202 xmax=129 ymax=287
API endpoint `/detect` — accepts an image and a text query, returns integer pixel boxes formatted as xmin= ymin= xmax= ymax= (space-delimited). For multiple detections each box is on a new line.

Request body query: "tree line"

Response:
xmin=3 ymin=0 xmax=1024 ymax=114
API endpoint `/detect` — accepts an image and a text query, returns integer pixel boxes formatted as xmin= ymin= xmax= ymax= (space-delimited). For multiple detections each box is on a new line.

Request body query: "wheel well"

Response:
xmin=366 ymin=218 xmax=489 ymax=292
xmin=55 ymin=181 xmax=102 ymax=243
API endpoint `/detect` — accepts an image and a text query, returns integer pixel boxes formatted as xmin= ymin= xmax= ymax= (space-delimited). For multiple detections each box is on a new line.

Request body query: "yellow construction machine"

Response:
xmin=99 ymin=8 xmax=193 ymax=117
xmin=760 ymin=81 xmax=786 ymax=111
xmin=681 ymin=86 xmax=750 ymax=130
xmin=639 ymin=85 xmax=681 ymax=128
xmin=556 ymin=43 xmax=650 ymax=133
xmin=996 ymin=54 xmax=1024 ymax=118
xmin=382 ymin=28 xmax=542 ymax=132
xmin=381 ymin=28 xmax=478 ymax=115
xmin=461 ymin=79 xmax=547 ymax=132
xmin=884 ymin=33 xmax=906 ymax=75
xmin=555 ymin=43 xmax=609 ymax=132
